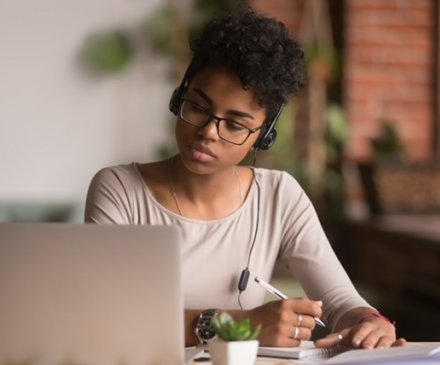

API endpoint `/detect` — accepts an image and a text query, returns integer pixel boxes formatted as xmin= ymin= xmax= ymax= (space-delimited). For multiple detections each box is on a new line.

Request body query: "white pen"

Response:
xmin=255 ymin=276 xmax=326 ymax=327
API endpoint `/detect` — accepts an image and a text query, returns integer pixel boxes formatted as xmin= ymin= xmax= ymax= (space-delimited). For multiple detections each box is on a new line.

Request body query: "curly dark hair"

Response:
xmin=189 ymin=6 xmax=306 ymax=119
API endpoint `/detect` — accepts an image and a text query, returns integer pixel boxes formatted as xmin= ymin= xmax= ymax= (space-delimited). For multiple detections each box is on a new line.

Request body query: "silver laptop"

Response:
xmin=0 ymin=223 xmax=184 ymax=365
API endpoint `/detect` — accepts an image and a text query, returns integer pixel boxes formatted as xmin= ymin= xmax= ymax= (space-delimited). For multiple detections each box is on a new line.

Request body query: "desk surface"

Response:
xmin=188 ymin=343 xmax=440 ymax=365
xmin=348 ymin=214 xmax=440 ymax=250
xmin=357 ymin=215 xmax=440 ymax=240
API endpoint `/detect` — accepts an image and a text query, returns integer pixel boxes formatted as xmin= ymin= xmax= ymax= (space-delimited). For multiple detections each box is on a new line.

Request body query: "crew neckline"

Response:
xmin=132 ymin=162 xmax=258 ymax=224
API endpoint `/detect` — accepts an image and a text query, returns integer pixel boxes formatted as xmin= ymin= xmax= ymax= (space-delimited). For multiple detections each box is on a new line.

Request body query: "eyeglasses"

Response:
xmin=179 ymin=99 xmax=263 ymax=145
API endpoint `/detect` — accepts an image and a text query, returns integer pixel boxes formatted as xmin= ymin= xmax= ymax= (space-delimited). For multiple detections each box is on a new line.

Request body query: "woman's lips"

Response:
xmin=189 ymin=144 xmax=216 ymax=162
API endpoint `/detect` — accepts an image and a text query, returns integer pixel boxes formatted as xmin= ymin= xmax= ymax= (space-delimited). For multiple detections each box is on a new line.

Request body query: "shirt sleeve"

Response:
xmin=277 ymin=172 xmax=373 ymax=330
xmin=84 ymin=167 xmax=133 ymax=224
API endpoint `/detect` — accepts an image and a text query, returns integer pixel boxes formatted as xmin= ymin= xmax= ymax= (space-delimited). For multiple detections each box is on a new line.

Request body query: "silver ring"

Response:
xmin=293 ymin=326 xmax=300 ymax=339
xmin=337 ymin=333 xmax=343 ymax=341
xmin=297 ymin=314 xmax=303 ymax=327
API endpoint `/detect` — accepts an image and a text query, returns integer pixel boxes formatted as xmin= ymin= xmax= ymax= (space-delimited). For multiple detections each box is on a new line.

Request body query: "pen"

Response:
xmin=255 ymin=276 xmax=326 ymax=327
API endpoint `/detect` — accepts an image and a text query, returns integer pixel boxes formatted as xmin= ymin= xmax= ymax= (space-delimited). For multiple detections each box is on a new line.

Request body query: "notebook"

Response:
xmin=258 ymin=341 xmax=440 ymax=364
xmin=0 ymin=223 xmax=184 ymax=365
xmin=258 ymin=341 xmax=348 ymax=360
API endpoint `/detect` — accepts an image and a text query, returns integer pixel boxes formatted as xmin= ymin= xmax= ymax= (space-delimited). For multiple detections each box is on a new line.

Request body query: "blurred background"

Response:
xmin=1 ymin=0 xmax=439 ymax=341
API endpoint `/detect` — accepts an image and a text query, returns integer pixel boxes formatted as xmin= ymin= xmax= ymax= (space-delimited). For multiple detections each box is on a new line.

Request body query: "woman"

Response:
xmin=85 ymin=7 xmax=406 ymax=349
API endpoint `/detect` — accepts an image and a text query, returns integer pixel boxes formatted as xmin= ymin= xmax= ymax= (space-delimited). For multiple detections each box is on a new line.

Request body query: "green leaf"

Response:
xmin=212 ymin=316 xmax=221 ymax=332
xmin=326 ymin=104 xmax=348 ymax=144
xmin=81 ymin=31 xmax=132 ymax=74
xmin=143 ymin=6 xmax=175 ymax=56
xmin=218 ymin=312 xmax=234 ymax=325
xmin=248 ymin=325 xmax=262 ymax=340
xmin=212 ymin=312 xmax=261 ymax=341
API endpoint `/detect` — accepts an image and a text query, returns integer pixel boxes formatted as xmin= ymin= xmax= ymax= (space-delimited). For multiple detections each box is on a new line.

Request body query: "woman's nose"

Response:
xmin=198 ymin=118 xmax=220 ymax=140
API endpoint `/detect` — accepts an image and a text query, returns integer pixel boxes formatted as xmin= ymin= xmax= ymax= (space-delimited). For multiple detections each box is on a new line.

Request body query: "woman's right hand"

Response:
xmin=234 ymin=298 xmax=323 ymax=347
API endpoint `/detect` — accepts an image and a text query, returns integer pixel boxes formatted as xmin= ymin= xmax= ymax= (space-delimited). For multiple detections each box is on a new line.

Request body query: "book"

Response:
xmin=258 ymin=341 xmax=440 ymax=364
xmin=258 ymin=341 xmax=349 ymax=360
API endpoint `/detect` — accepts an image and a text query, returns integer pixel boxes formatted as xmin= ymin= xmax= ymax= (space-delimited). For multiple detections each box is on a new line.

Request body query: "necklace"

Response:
xmin=168 ymin=156 xmax=243 ymax=218
xmin=169 ymin=156 xmax=184 ymax=216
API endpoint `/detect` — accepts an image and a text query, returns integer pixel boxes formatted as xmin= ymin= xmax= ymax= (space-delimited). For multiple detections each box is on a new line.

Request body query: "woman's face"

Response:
xmin=175 ymin=66 xmax=267 ymax=175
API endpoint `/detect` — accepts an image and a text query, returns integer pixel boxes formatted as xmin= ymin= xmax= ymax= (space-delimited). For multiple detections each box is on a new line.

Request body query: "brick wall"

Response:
xmin=344 ymin=0 xmax=435 ymax=161
xmin=250 ymin=0 xmax=436 ymax=162
xmin=250 ymin=0 xmax=303 ymax=32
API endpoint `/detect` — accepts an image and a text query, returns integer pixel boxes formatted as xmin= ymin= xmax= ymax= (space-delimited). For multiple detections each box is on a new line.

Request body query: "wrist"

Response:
xmin=195 ymin=308 xmax=219 ymax=344
xmin=360 ymin=312 xmax=396 ymax=327
xmin=225 ymin=309 xmax=251 ymax=324
xmin=185 ymin=309 xmax=204 ymax=347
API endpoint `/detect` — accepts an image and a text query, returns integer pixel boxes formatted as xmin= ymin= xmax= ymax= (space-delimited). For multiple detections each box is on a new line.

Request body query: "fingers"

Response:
xmin=392 ymin=338 xmax=408 ymax=347
xmin=295 ymin=312 xmax=316 ymax=330
xmin=284 ymin=298 xmax=323 ymax=319
xmin=251 ymin=298 xmax=320 ymax=347
xmin=259 ymin=323 xmax=304 ymax=347
xmin=363 ymin=332 xmax=394 ymax=349
xmin=280 ymin=298 xmax=323 ymax=332
xmin=316 ymin=320 xmax=402 ymax=350
xmin=296 ymin=313 xmax=303 ymax=327
xmin=293 ymin=325 xmax=300 ymax=340
xmin=351 ymin=322 xmax=380 ymax=349
xmin=291 ymin=325 xmax=312 ymax=341
xmin=376 ymin=335 xmax=402 ymax=349
xmin=263 ymin=298 xmax=321 ymax=331
xmin=315 ymin=330 xmax=349 ymax=348
xmin=351 ymin=321 xmax=396 ymax=349
xmin=270 ymin=312 xmax=313 ymax=343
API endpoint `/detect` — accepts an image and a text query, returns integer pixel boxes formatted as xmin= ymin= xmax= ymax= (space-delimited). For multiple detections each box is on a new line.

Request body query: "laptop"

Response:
xmin=0 ymin=223 xmax=185 ymax=365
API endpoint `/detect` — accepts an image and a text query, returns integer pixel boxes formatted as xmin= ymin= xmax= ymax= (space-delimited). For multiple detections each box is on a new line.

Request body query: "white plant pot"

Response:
xmin=208 ymin=340 xmax=259 ymax=365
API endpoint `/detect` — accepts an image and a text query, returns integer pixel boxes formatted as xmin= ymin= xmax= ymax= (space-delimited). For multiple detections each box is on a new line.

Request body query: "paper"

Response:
xmin=322 ymin=343 xmax=440 ymax=364
xmin=185 ymin=346 xmax=204 ymax=363
xmin=258 ymin=342 xmax=440 ymax=364
xmin=259 ymin=341 xmax=348 ymax=360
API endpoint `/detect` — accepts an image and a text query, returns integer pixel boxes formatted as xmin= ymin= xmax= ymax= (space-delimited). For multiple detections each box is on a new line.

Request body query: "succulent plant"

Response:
xmin=212 ymin=312 xmax=261 ymax=342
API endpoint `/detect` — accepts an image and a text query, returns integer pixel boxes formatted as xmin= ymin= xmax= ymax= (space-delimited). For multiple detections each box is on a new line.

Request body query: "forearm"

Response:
xmin=185 ymin=309 xmax=202 ymax=347
xmin=185 ymin=299 xmax=323 ymax=348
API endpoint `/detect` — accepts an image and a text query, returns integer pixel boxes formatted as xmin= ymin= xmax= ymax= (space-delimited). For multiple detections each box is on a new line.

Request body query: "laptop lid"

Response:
xmin=0 ymin=223 xmax=184 ymax=365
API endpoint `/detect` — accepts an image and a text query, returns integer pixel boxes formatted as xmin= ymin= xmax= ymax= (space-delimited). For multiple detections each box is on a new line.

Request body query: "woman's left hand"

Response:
xmin=314 ymin=316 xmax=407 ymax=349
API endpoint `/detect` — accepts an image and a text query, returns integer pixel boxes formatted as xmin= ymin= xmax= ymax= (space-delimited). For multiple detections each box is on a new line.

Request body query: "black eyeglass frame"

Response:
xmin=179 ymin=99 xmax=264 ymax=145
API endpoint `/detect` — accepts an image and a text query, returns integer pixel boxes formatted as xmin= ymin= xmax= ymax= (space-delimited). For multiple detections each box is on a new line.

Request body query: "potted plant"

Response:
xmin=208 ymin=312 xmax=261 ymax=365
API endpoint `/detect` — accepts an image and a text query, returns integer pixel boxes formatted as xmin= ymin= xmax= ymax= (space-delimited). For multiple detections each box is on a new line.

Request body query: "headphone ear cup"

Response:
xmin=253 ymin=104 xmax=284 ymax=151
xmin=169 ymin=87 xmax=180 ymax=115
xmin=258 ymin=129 xmax=277 ymax=151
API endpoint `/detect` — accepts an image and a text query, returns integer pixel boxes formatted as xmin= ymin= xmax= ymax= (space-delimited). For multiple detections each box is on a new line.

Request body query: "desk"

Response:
xmin=189 ymin=342 xmax=440 ymax=365
xmin=189 ymin=357 xmax=287 ymax=365
xmin=347 ymin=215 xmax=440 ymax=301
xmin=341 ymin=215 xmax=440 ymax=341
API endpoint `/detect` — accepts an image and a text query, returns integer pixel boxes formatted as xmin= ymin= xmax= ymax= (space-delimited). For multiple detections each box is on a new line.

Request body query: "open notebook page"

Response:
xmin=258 ymin=341 xmax=348 ymax=359
xmin=259 ymin=342 xmax=440 ymax=364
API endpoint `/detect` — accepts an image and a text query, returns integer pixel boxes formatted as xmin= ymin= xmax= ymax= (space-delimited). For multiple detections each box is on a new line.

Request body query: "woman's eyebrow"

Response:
xmin=194 ymin=89 xmax=213 ymax=105
xmin=227 ymin=110 xmax=254 ymax=120
xmin=193 ymin=88 xmax=255 ymax=120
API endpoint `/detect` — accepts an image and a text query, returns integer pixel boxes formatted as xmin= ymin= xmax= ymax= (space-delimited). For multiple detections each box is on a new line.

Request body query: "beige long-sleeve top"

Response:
xmin=85 ymin=163 xmax=372 ymax=329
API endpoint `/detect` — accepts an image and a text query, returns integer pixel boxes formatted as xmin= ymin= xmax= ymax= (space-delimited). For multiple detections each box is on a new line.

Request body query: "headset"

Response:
xmin=169 ymin=64 xmax=285 ymax=307
xmin=169 ymin=65 xmax=191 ymax=116
xmin=169 ymin=63 xmax=285 ymax=151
